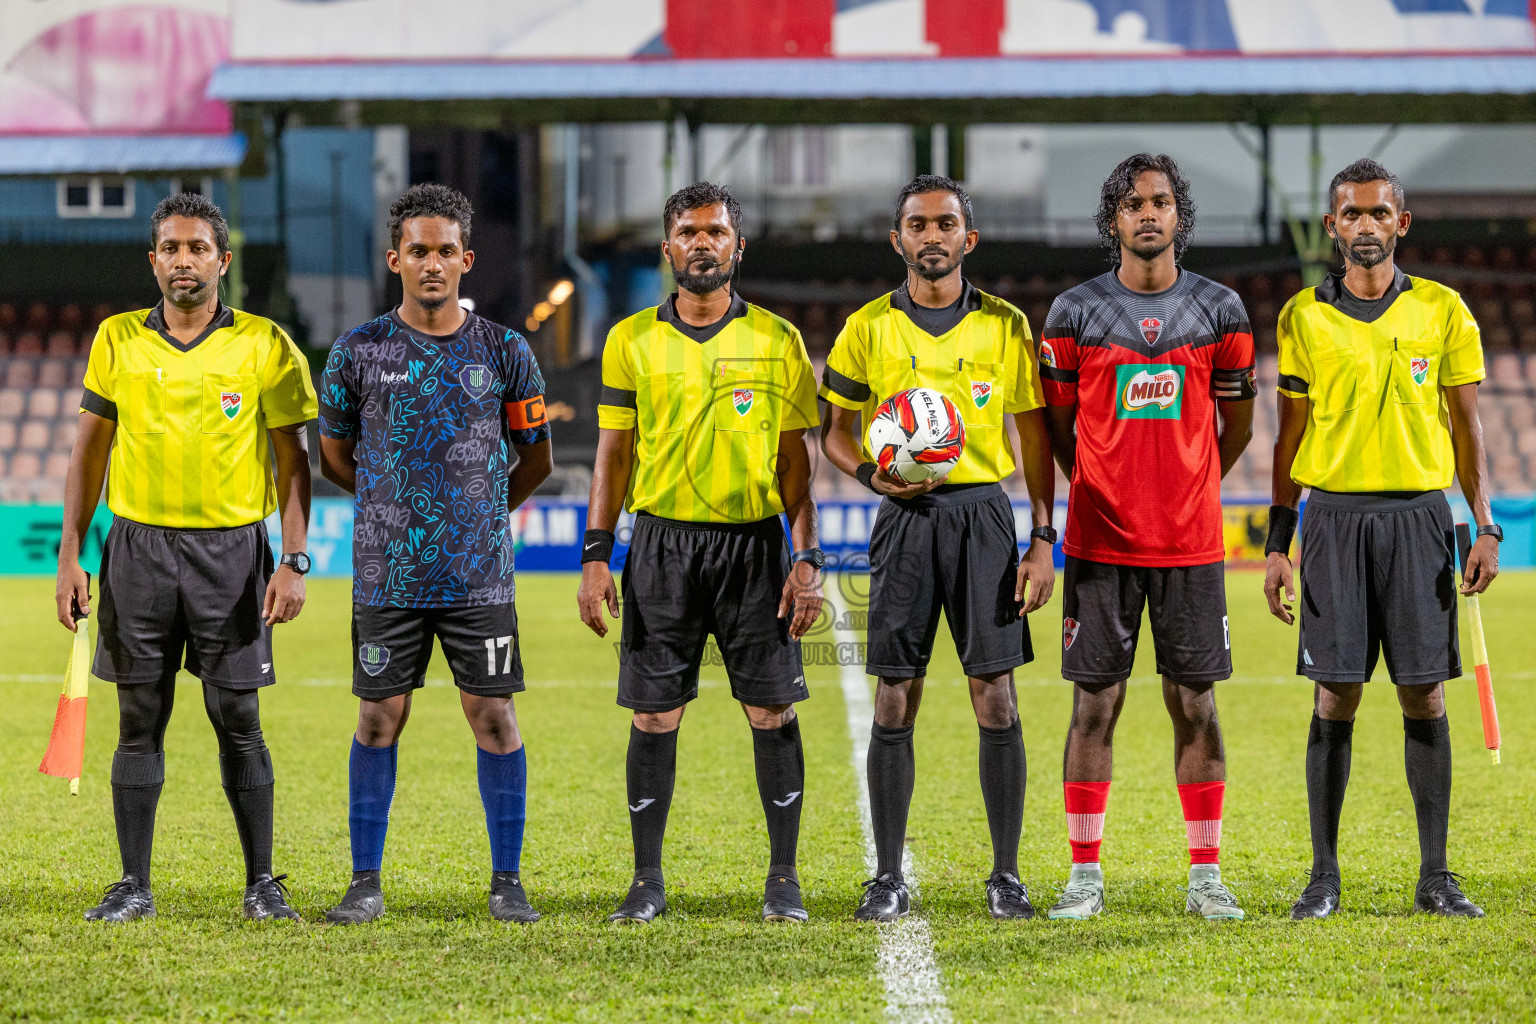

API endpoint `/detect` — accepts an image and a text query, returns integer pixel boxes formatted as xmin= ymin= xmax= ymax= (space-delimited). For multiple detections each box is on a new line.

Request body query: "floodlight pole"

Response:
xmin=563 ymin=123 xmax=606 ymax=363
xmin=223 ymin=165 xmax=245 ymax=308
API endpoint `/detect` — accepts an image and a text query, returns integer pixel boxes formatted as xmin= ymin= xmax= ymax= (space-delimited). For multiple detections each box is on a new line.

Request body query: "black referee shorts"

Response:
xmin=865 ymin=483 xmax=1032 ymax=679
xmin=1298 ymin=489 xmax=1460 ymax=686
xmin=93 ymin=517 xmax=275 ymax=690
xmin=617 ymin=512 xmax=808 ymax=712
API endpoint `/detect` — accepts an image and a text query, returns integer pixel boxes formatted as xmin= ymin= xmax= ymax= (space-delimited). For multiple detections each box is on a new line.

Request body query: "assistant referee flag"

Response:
xmin=80 ymin=302 xmax=318 ymax=528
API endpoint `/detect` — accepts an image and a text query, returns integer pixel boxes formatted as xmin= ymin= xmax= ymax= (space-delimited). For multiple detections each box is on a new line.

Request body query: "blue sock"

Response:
xmin=477 ymin=746 xmax=527 ymax=873
xmin=349 ymin=738 xmax=397 ymax=872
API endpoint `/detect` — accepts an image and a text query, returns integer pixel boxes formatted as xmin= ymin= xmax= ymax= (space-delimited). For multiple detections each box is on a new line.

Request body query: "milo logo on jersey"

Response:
xmin=1115 ymin=364 xmax=1185 ymax=419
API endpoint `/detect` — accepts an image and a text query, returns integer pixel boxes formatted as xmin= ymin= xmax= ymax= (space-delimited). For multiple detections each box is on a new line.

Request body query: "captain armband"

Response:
xmin=506 ymin=395 xmax=548 ymax=430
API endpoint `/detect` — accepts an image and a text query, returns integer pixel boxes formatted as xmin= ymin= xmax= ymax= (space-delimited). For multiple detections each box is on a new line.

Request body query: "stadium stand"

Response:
xmin=2 ymin=242 xmax=1533 ymax=505
xmin=0 ymin=301 xmax=99 ymax=504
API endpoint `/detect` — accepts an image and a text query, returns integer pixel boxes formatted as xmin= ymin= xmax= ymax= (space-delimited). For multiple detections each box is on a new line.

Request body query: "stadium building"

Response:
xmin=2 ymin=0 xmax=1534 ymax=568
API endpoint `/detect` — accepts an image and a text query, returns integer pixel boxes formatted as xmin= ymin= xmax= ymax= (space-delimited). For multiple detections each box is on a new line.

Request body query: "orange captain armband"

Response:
xmin=506 ymin=395 xmax=548 ymax=430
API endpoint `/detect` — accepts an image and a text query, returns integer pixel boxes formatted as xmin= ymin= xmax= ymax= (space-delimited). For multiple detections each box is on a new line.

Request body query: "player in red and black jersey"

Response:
xmin=1039 ymin=154 xmax=1256 ymax=922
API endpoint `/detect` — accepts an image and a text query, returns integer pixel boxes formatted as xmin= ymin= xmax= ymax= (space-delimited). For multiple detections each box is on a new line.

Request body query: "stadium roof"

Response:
xmin=0 ymin=134 xmax=248 ymax=176
xmin=207 ymin=54 xmax=1536 ymax=124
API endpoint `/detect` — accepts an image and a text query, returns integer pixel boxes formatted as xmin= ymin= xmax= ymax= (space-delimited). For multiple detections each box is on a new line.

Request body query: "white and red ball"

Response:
xmin=867 ymin=387 xmax=966 ymax=485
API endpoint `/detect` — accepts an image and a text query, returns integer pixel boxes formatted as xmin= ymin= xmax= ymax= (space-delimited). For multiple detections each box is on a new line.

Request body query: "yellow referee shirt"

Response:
xmin=1277 ymin=269 xmax=1484 ymax=492
xmin=596 ymin=292 xmax=819 ymax=523
xmin=81 ymin=302 xmax=318 ymax=528
xmin=819 ymin=281 xmax=1043 ymax=483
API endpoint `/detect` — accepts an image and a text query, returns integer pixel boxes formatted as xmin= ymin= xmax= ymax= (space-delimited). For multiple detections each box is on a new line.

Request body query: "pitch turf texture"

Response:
xmin=3 ymin=571 xmax=1534 ymax=1023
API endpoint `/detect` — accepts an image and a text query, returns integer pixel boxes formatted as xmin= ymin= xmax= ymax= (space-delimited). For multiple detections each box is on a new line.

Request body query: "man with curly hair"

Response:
xmin=317 ymin=183 xmax=552 ymax=925
xmin=1038 ymin=154 xmax=1256 ymax=921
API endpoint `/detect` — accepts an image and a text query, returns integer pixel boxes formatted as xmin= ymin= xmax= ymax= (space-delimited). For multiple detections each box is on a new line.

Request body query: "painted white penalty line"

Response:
xmin=835 ymin=603 xmax=952 ymax=1024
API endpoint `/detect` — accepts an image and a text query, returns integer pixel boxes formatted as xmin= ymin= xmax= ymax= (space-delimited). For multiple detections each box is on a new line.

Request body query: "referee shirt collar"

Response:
xmin=1315 ymin=266 xmax=1413 ymax=324
xmin=890 ymin=278 xmax=982 ymax=337
xmin=657 ymin=289 xmax=749 ymax=344
xmin=144 ymin=299 xmax=234 ymax=352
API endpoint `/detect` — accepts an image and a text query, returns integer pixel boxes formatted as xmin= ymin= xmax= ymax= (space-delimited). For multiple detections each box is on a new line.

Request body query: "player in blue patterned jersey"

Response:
xmin=316 ymin=184 xmax=552 ymax=925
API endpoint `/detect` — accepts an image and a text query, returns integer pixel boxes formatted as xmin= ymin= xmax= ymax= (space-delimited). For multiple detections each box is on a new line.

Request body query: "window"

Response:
xmin=56 ymin=177 xmax=135 ymax=218
xmin=170 ymin=176 xmax=213 ymax=198
xmin=765 ymin=128 xmax=830 ymax=187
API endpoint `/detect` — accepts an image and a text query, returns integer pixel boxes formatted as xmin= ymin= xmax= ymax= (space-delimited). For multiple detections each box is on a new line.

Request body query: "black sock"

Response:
xmin=1404 ymin=715 xmax=1452 ymax=877
xmin=220 ymin=749 xmax=275 ymax=885
xmin=752 ymin=717 xmax=805 ymax=873
xmin=626 ymin=725 xmax=678 ymax=879
xmin=979 ymin=719 xmax=1026 ymax=877
xmin=1305 ymin=714 xmax=1353 ymax=878
xmin=110 ymin=752 xmax=165 ymax=886
xmin=867 ymin=722 xmax=915 ymax=881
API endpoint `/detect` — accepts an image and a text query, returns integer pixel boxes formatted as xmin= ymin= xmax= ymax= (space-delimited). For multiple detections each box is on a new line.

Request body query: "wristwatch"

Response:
xmin=791 ymin=547 xmax=826 ymax=571
xmin=1029 ymin=525 xmax=1058 ymax=546
xmin=1477 ymin=524 xmax=1503 ymax=543
xmin=279 ymin=552 xmax=312 ymax=575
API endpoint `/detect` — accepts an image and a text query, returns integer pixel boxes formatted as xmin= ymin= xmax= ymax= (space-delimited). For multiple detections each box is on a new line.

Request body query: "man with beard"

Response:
xmin=56 ymin=192 xmax=316 ymax=922
xmin=318 ymin=184 xmax=552 ymax=925
xmin=1265 ymin=159 xmax=1499 ymax=920
xmin=579 ymin=182 xmax=824 ymax=924
xmin=819 ymin=174 xmax=1057 ymax=922
xmin=1039 ymin=154 xmax=1255 ymax=922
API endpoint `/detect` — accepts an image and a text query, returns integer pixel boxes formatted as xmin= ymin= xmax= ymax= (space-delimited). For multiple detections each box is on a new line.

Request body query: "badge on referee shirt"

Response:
xmin=220 ymin=392 xmax=242 ymax=420
xmin=733 ymin=388 xmax=754 ymax=416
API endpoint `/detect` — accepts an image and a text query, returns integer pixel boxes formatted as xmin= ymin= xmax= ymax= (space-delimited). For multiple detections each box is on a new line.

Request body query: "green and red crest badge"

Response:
xmin=970 ymin=381 xmax=992 ymax=408
xmin=1410 ymin=357 xmax=1430 ymax=386
xmin=220 ymin=391 xmax=242 ymax=420
xmin=733 ymin=388 xmax=754 ymax=415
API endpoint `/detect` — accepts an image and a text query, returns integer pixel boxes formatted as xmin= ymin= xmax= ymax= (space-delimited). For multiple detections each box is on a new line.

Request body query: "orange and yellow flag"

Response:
xmin=39 ymin=619 xmax=91 ymax=795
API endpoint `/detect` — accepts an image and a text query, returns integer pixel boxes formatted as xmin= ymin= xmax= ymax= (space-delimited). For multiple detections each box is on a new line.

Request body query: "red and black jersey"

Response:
xmin=1040 ymin=270 xmax=1255 ymax=567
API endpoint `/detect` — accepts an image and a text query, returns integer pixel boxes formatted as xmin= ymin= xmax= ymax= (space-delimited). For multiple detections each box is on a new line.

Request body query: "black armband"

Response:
xmin=1265 ymin=505 xmax=1299 ymax=557
xmin=581 ymin=529 xmax=615 ymax=565
xmin=855 ymin=462 xmax=879 ymax=492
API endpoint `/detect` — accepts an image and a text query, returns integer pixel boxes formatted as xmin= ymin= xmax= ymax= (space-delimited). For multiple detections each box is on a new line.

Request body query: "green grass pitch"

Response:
xmin=2 ymin=570 xmax=1534 ymax=1022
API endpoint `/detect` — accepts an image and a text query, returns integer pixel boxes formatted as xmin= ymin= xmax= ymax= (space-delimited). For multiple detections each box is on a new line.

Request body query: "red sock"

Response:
xmin=1178 ymin=781 xmax=1224 ymax=865
xmin=1064 ymin=781 xmax=1110 ymax=864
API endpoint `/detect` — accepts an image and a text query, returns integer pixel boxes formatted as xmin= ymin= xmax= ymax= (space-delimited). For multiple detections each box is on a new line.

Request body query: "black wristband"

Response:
xmin=1265 ymin=505 xmax=1299 ymax=557
xmin=855 ymin=462 xmax=879 ymax=492
xmin=581 ymin=528 xmax=615 ymax=565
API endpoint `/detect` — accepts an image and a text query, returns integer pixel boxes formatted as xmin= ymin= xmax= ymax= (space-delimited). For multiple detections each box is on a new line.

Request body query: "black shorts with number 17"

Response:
xmin=351 ymin=602 xmax=524 ymax=699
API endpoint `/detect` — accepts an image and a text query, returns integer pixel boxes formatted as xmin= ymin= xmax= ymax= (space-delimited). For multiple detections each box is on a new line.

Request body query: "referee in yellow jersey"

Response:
xmin=55 ymin=193 xmax=317 ymax=923
xmin=820 ymin=175 xmax=1056 ymax=923
xmin=578 ymin=183 xmax=823 ymax=925
xmin=1264 ymin=160 xmax=1500 ymax=921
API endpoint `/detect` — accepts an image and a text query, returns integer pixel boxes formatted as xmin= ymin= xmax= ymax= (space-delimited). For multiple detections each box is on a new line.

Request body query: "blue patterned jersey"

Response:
xmin=318 ymin=309 xmax=550 ymax=608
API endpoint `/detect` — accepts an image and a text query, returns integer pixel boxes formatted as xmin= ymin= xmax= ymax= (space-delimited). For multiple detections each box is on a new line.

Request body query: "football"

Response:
xmin=867 ymin=387 xmax=967 ymax=485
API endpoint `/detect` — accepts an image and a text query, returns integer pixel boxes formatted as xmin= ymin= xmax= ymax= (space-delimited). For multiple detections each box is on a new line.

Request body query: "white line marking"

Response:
xmin=835 ymin=606 xmax=951 ymax=1024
